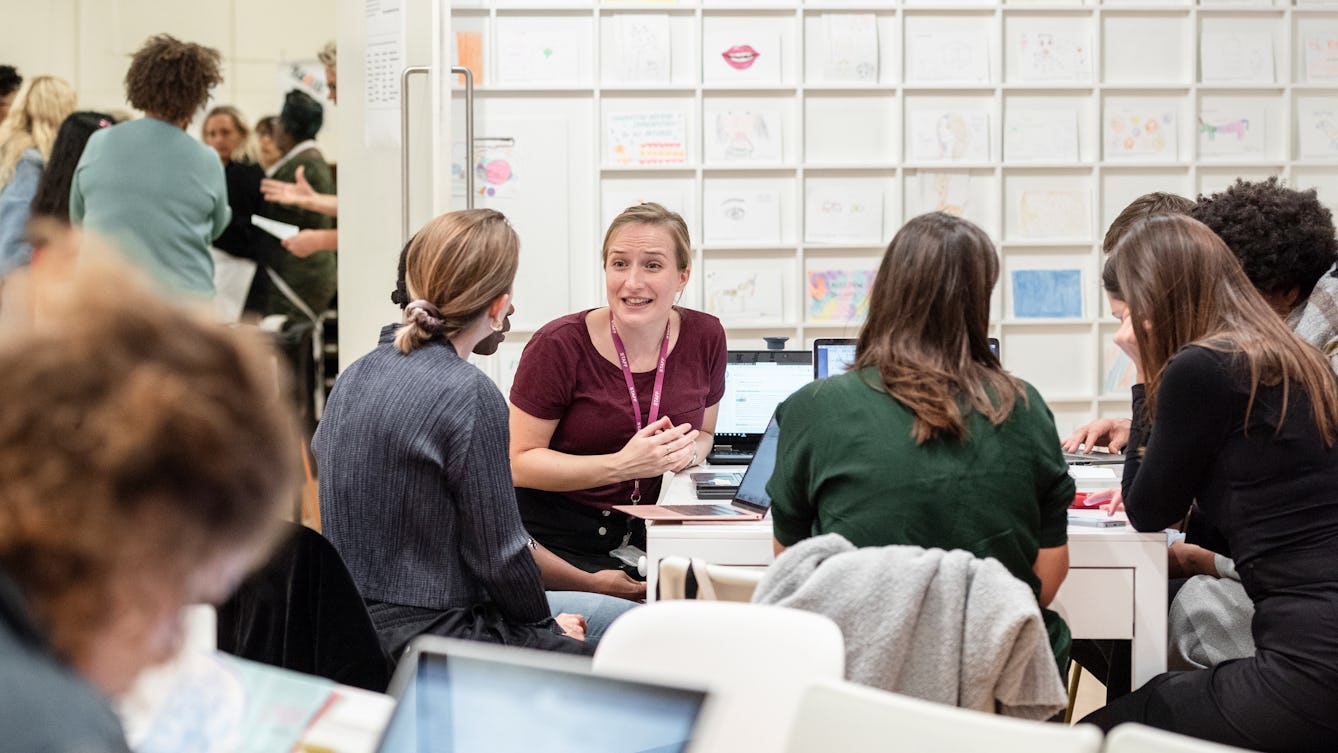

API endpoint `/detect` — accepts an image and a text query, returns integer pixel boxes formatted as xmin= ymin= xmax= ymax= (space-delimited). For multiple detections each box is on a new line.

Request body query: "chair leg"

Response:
xmin=1064 ymin=663 xmax=1082 ymax=724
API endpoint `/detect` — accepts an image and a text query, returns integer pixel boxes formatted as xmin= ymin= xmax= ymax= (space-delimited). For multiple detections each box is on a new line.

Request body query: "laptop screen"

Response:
xmin=715 ymin=351 xmax=812 ymax=442
xmin=813 ymin=338 xmax=856 ymax=379
xmin=815 ymin=338 xmax=1000 ymax=379
xmin=733 ymin=415 xmax=781 ymax=512
xmin=378 ymin=640 xmax=706 ymax=753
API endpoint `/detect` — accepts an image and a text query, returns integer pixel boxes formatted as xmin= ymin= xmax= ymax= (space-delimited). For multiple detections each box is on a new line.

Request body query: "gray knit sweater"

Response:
xmin=313 ymin=325 xmax=550 ymax=623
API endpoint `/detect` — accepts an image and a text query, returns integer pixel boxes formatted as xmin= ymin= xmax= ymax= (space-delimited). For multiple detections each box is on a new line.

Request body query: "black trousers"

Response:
xmin=516 ymin=487 xmax=645 ymax=576
xmin=1080 ymin=557 xmax=1338 ymax=752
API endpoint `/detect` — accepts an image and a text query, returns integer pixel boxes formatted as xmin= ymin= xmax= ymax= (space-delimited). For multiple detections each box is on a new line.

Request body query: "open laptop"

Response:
xmin=813 ymin=337 xmax=857 ymax=379
xmin=707 ymin=350 xmax=811 ymax=464
xmin=615 ymin=414 xmax=780 ymax=522
xmin=813 ymin=337 xmax=1001 ymax=379
xmin=375 ymin=636 xmax=707 ymax=753
xmin=1062 ymin=448 xmax=1124 ymax=466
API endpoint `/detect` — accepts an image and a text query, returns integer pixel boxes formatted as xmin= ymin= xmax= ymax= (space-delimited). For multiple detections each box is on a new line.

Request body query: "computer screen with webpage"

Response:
xmin=715 ymin=352 xmax=812 ymax=440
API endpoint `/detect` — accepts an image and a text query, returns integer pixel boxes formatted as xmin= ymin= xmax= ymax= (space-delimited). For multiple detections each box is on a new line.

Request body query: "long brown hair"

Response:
xmin=854 ymin=212 xmax=1024 ymax=443
xmin=1114 ymin=214 xmax=1338 ymax=444
xmin=395 ymin=209 xmax=519 ymax=353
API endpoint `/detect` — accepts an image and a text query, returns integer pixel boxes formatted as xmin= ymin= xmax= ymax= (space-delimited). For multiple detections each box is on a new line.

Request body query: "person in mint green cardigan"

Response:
xmin=69 ymin=36 xmax=228 ymax=298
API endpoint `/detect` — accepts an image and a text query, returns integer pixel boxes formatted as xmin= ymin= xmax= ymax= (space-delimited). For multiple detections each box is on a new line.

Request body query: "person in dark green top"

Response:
xmin=767 ymin=212 xmax=1076 ymax=670
xmin=249 ymin=89 xmax=336 ymax=322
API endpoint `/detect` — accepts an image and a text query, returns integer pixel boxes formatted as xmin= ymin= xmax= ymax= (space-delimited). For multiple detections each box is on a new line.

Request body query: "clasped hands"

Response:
xmin=617 ymin=416 xmax=700 ymax=479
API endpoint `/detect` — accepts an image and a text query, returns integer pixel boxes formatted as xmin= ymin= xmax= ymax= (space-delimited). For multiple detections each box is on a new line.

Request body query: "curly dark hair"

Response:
xmin=279 ymin=89 xmax=324 ymax=145
xmin=124 ymin=35 xmax=222 ymax=123
xmin=0 ymin=65 xmax=21 ymax=97
xmin=1192 ymin=177 xmax=1338 ymax=298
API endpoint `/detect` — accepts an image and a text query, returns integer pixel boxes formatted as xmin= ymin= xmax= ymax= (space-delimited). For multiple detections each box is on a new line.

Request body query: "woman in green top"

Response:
xmin=767 ymin=212 xmax=1075 ymax=668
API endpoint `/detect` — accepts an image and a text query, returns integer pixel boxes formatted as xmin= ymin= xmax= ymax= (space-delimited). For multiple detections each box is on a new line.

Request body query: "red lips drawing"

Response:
xmin=722 ymin=45 xmax=760 ymax=70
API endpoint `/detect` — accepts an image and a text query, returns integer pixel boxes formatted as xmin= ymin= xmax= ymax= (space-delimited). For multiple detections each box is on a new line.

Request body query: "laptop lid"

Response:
xmin=812 ymin=338 xmax=856 ymax=379
xmin=731 ymin=415 xmax=781 ymax=514
xmin=377 ymin=637 xmax=707 ymax=753
xmin=715 ymin=351 xmax=812 ymax=451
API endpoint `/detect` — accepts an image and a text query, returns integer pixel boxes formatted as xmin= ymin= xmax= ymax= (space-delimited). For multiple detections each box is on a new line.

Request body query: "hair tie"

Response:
xmin=98 ymin=119 xmax=111 ymax=128
xmin=405 ymin=299 xmax=446 ymax=334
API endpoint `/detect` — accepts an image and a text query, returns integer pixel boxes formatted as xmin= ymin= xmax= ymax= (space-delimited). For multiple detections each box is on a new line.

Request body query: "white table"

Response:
xmin=647 ymin=468 xmax=1168 ymax=688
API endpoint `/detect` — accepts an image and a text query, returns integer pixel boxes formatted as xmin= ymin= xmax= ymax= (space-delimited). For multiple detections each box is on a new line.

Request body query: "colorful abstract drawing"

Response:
xmin=807 ymin=269 xmax=873 ymax=323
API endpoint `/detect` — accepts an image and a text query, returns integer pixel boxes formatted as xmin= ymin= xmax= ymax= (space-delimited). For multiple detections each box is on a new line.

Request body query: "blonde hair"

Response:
xmin=202 ymin=105 xmax=255 ymax=163
xmin=395 ymin=209 xmax=520 ymax=353
xmin=601 ymin=202 xmax=692 ymax=272
xmin=318 ymin=42 xmax=337 ymax=69
xmin=0 ymin=76 xmax=77 ymax=187
xmin=0 ymin=234 xmax=298 ymax=669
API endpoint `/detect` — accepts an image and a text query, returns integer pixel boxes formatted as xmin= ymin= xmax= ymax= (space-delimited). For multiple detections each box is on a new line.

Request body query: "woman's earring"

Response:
xmin=490 ymin=319 xmax=504 ymax=332
xmin=675 ymin=288 xmax=684 ymax=305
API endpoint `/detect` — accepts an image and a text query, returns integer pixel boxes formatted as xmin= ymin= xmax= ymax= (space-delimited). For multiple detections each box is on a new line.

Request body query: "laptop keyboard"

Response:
xmin=660 ymin=505 xmax=747 ymax=516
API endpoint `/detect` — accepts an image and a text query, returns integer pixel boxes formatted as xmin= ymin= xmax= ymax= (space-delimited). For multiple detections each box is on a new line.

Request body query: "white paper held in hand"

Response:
xmin=251 ymin=214 xmax=301 ymax=241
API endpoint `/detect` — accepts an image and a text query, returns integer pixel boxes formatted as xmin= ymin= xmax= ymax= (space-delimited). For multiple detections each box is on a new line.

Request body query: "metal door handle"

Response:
xmin=401 ymin=65 xmax=430 ymax=245
xmin=450 ymin=66 xmax=476 ymax=209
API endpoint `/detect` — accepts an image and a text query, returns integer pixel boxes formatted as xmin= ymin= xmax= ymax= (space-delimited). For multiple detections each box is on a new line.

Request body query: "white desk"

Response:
xmin=647 ymin=468 xmax=1168 ymax=688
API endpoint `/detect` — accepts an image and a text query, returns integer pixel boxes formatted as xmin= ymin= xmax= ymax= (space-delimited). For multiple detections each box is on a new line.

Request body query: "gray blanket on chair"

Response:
xmin=753 ymin=534 xmax=1067 ymax=720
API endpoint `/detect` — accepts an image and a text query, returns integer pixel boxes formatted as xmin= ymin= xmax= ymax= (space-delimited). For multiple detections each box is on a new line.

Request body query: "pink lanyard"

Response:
xmin=609 ymin=317 xmax=671 ymax=504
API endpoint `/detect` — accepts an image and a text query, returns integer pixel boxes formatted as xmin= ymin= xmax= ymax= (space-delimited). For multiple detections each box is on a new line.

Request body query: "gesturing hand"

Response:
xmin=1061 ymin=418 xmax=1132 ymax=454
xmin=261 ymin=165 xmax=316 ymax=207
xmin=616 ymin=416 xmax=699 ymax=481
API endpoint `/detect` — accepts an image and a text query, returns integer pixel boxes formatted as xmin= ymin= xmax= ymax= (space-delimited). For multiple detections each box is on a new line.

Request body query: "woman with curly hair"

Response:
xmin=0 ymin=76 xmax=76 ymax=277
xmin=70 ymin=34 xmax=231 ymax=298
xmin=0 ymin=234 xmax=299 ymax=751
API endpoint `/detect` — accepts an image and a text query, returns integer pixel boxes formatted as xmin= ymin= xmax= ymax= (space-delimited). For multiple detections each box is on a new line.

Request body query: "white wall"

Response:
xmin=3 ymin=0 xmax=339 ymax=160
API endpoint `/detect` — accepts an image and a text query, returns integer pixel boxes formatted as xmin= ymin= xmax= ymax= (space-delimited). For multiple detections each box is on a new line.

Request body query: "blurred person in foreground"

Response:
xmin=0 ymin=230 xmax=299 ymax=751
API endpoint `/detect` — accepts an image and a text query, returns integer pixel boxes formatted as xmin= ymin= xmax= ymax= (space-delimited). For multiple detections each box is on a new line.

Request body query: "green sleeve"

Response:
xmin=1028 ymin=387 xmax=1075 ymax=548
xmin=767 ymin=393 xmax=818 ymax=547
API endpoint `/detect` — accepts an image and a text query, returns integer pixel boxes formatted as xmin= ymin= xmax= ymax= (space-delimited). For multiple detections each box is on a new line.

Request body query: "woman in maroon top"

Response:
xmin=510 ymin=203 xmax=727 ymax=589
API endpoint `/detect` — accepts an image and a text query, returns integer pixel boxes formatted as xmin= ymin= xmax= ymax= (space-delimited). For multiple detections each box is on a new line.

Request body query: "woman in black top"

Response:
xmin=1080 ymin=215 xmax=1338 ymax=752
xmin=201 ymin=105 xmax=265 ymax=261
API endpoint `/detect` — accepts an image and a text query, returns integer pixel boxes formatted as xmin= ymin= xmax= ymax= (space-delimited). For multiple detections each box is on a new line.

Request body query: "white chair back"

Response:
xmin=657 ymin=556 xmax=766 ymax=602
xmin=1104 ymin=723 xmax=1256 ymax=753
xmin=593 ymin=600 xmax=844 ymax=753
xmin=783 ymin=679 xmax=1104 ymax=753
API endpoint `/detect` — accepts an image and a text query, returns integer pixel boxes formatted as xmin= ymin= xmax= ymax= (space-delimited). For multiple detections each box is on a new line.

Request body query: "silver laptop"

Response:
xmin=616 ymin=415 xmax=780 ymax=522
xmin=376 ymin=637 xmax=707 ymax=753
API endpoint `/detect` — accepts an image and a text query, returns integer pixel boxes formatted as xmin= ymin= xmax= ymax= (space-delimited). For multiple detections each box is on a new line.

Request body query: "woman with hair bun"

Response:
xmin=315 ymin=209 xmax=634 ymax=660
xmin=70 ymin=34 xmax=229 ymax=298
